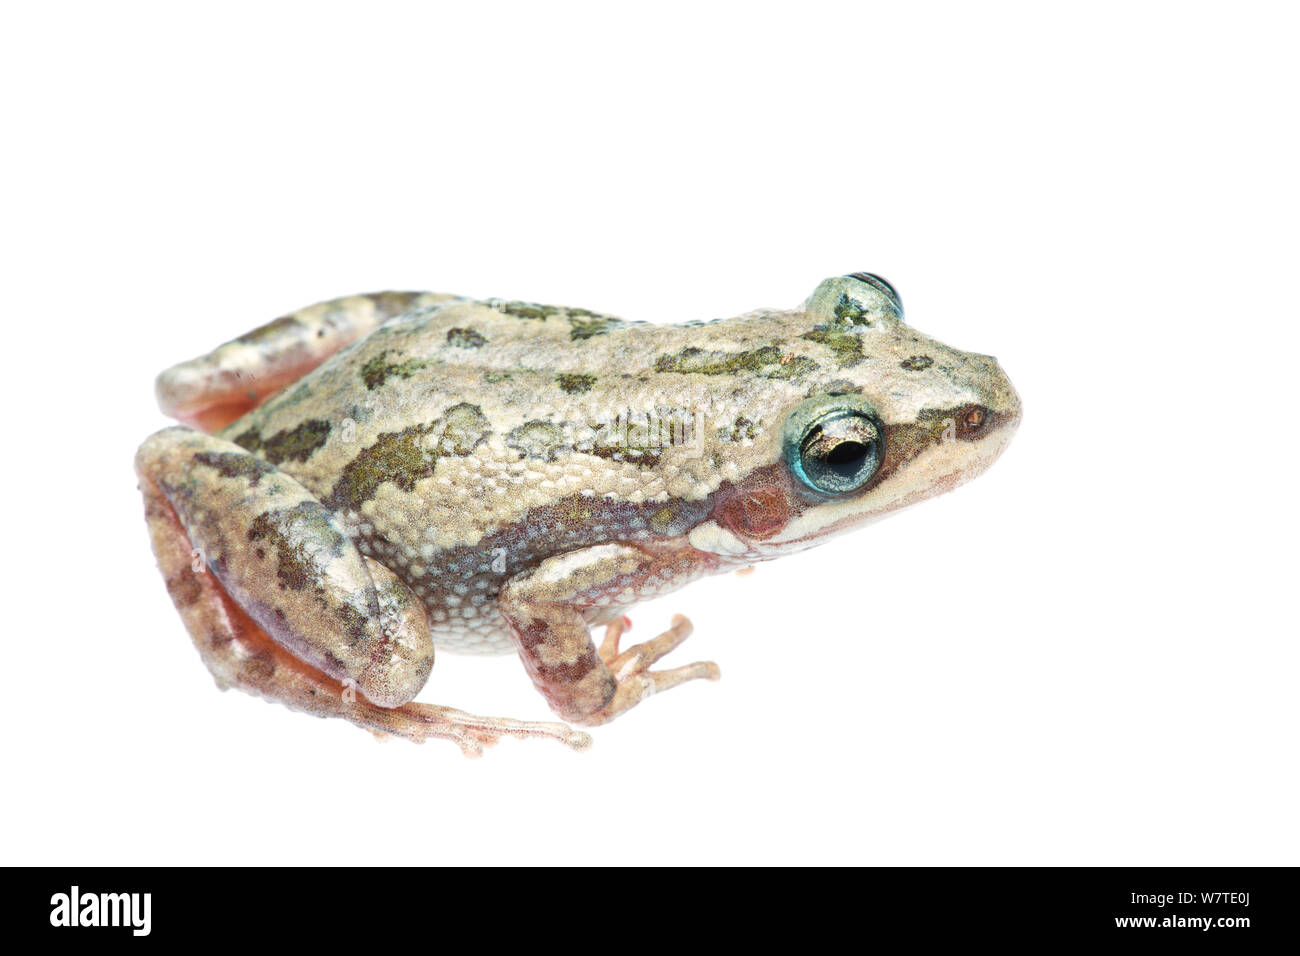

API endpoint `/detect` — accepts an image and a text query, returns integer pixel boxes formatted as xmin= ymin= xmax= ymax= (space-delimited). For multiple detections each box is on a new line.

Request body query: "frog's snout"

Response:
xmin=974 ymin=354 xmax=1022 ymax=436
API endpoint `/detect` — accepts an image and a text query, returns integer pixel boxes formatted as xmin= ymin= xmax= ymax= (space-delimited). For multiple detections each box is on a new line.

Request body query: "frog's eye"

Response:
xmin=845 ymin=272 xmax=903 ymax=317
xmin=784 ymin=395 xmax=885 ymax=495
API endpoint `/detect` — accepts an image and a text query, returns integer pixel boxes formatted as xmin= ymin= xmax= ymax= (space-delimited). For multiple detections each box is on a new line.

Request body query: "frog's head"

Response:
xmin=688 ymin=273 xmax=1021 ymax=561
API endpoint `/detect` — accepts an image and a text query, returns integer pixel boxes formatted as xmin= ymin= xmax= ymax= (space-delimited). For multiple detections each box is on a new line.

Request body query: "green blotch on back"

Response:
xmin=833 ymin=293 xmax=871 ymax=326
xmin=327 ymin=403 xmax=490 ymax=510
xmin=556 ymin=372 xmax=597 ymax=394
xmin=489 ymin=299 xmax=635 ymax=339
xmin=507 ymin=420 xmax=568 ymax=460
xmin=589 ymin=443 xmax=662 ymax=468
xmin=590 ymin=419 xmax=664 ymax=467
xmin=802 ymin=327 xmax=865 ymax=366
xmin=492 ymin=300 xmax=562 ymax=320
xmin=729 ymin=416 xmax=758 ymax=442
xmin=328 ymin=427 xmax=433 ymax=510
xmin=655 ymin=345 xmax=782 ymax=375
xmin=801 ymin=294 xmax=871 ymax=366
xmin=437 ymin=403 xmax=491 ymax=453
xmin=231 ymin=428 xmax=264 ymax=454
xmin=360 ymin=350 xmax=426 ymax=390
xmin=446 ymin=327 xmax=487 ymax=349
xmin=568 ymin=314 xmax=631 ymax=340
xmin=262 ymin=419 xmax=332 ymax=464
xmin=654 ymin=345 xmax=818 ymax=379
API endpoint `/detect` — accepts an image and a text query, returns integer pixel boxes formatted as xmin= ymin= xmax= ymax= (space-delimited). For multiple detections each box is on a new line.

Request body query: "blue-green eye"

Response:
xmin=784 ymin=395 xmax=885 ymax=494
xmin=845 ymin=272 xmax=903 ymax=316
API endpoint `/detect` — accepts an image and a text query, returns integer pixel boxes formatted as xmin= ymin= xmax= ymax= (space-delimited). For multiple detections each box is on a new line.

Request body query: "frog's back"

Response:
xmin=330 ymin=295 xmax=835 ymax=381
xmin=218 ymin=294 xmax=888 ymax=518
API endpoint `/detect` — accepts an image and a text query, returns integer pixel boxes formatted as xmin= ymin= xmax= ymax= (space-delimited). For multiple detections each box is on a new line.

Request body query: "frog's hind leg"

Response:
xmin=136 ymin=426 xmax=589 ymax=756
xmin=155 ymin=291 xmax=457 ymax=431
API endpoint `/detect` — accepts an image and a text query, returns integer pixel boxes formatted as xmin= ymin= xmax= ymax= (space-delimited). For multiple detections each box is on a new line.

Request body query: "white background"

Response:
xmin=3 ymin=1 xmax=1296 ymax=866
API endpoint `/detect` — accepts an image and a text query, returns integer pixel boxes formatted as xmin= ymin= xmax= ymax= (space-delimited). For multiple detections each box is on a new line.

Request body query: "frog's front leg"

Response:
xmin=136 ymin=426 xmax=588 ymax=755
xmin=499 ymin=545 xmax=722 ymax=725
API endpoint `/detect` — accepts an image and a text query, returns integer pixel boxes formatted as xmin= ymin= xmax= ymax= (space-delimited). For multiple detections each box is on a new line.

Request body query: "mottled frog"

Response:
xmin=136 ymin=273 xmax=1020 ymax=754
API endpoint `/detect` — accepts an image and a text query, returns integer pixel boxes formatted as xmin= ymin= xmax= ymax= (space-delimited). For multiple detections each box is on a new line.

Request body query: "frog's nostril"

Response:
xmin=969 ymin=357 xmax=1021 ymax=433
xmin=994 ymin=382 xmax=1023 ymax=431
xmin=1006 ymin=392 xmax=1024 ymax=428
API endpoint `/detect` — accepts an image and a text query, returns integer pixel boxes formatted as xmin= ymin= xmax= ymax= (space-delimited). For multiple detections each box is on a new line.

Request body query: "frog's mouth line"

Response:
xmin=687 ymin=411 xmax=1018 ymax=562
xmin=757 ymin=413 xmax=1020 ymax=553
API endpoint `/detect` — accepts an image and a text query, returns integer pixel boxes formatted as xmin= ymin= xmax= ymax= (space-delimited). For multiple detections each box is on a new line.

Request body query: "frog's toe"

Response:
xmin=362 ymin=702 xmax=592 ymax=757
xmin=597 ymin=614 xmax=634 ymax=660
xmin=601 ymin=613 xmax=704 ymax=675
xmin=585 ymin=614 xmax=721 ymax=725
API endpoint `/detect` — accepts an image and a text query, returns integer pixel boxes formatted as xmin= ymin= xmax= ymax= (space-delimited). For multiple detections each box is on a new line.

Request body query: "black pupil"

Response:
xmin=824 ymin=440 xmax=870 ymax=478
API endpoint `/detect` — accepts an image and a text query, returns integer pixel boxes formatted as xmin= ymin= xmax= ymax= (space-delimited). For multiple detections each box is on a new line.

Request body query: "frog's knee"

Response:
xmin=132 ymin=426 xmax=421 ymax=709
xmin=135 ymin=425 xmax=202 ymax=481
xmin=357 ymin=557 xmax=435 ymax=708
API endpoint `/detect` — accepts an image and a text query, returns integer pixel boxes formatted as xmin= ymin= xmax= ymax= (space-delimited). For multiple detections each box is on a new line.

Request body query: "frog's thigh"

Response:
xmin=137 ymin=466 xmax=586 ymax=754
xmin=499 ymin=545 xmax=720 ymax=725
xmin=135 ymin=425 xmax=433 ymax=708
xmin=155 ymin=290 xmax=454 ymax=431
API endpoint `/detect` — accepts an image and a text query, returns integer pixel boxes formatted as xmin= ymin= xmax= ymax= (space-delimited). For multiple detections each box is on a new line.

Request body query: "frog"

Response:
xmin=136 ymin=273 xmax=1021 ymax=756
